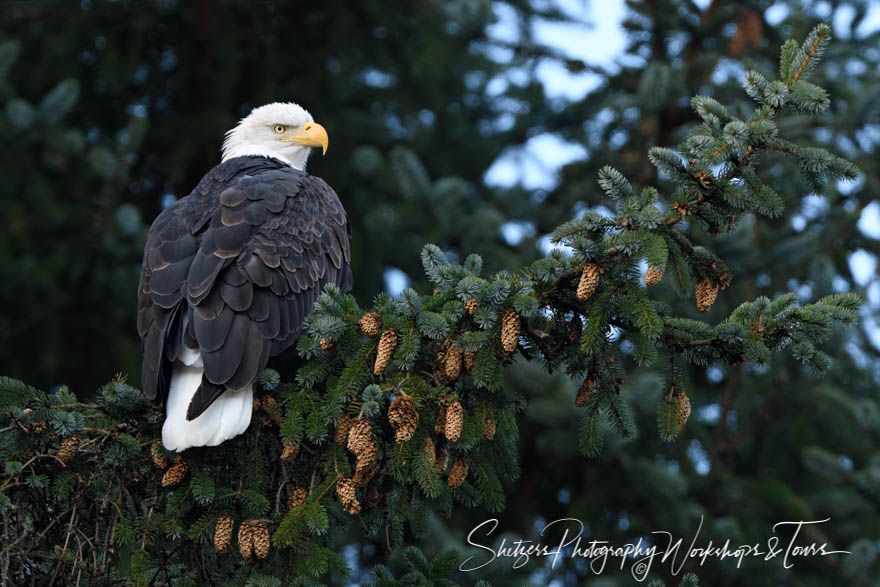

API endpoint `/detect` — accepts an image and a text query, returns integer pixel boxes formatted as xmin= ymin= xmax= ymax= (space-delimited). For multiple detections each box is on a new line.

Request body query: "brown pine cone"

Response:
xmin=251 ymin=521 xmax=270 ymax=559
xmin=576 ymin=263 xmax=601 ymax=301
xmin=447 ymin=458 xmax=469 ymax=488
xmin=464 ymin=298 xmax=479 ymax=315
xmin=388 ymin=395 xmax=419 ymax=444
xmin=434 ymin=407 xmax=446 ymax=434
xmin=463 ymin=351 xmax=476 ymax=372
xmin=150 ymin=440 xmax=167 ymax=470
xmin=444 ymin=400 xmax=463 ymax=443
xmin=675 ymin=390 xmax=692 ymax=431
xmin=695 ymin=279 xmax=719 ymax=312
xmin=336 ymin=476 xmax=360 ymax=515
xmin=359 ymin=312 xmax=381 ymax=337
xmin=444 ymin=344 xmax=463 ymax=381
xmin=288 ymin=487 xmax=308 ymax=510
xmin=644 ymin=265 xmax=665 ymax=286
xmin=423 ymin=436 xmax=436 ymax=466
xmin=436 ymin=445 xmax=449 ymax=473
xmin=373 ymin=329 xmax=398 ymax=375
xmin=334 ymin=414 xmax=352 ymax=445
xmin=575 ymin=377 xmax=596 ymax=407
xmin=347 ymin=418 xmax=373 ymax=456
xmin=320 ymin=336 xmax=335 ymax=350
xmin=237 ymin=521 xmax=255 ymax=560
xmin=280 ymin=443 xmax=300 ymax=462
xmin=352 ymin=448 xmax=378 ymax=488
xmin=213 ymin=514 xmax=233 ymax=554
xmin=56 ymin=433 xmax=79 ymax=464
xmin=161 ymin=458 xmax=188 ymax=487
xmin=481 ymin=419 xmax=496 ymax=440
xmin=500 ymin=309 xmax=520 ymax=353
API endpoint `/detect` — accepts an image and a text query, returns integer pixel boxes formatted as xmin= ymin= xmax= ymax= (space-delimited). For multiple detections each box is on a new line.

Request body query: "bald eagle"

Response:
xmin=137 ymin=103 xmax=351 ymax=452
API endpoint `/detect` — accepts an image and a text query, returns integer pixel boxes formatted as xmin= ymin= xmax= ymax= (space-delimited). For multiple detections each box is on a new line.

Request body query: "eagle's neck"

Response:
xmin=221 ymin=147 xmax=299 ymax=168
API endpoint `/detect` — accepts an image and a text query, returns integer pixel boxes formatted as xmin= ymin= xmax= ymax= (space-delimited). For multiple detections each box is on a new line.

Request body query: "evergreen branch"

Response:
xmin=790 ymin=24 xmax=831 ymax=84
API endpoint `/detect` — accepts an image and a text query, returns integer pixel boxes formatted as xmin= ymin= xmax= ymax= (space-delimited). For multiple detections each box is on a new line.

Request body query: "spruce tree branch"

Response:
xmin=791 ymin=31 xmax=829 ymax=83
xmin=48 ymin=501 xmax=77 ymax=585
xmin=721 ymin=144 xmax=756 ymax=182
xmin=0 ymin=507 xmax=70 ymax=562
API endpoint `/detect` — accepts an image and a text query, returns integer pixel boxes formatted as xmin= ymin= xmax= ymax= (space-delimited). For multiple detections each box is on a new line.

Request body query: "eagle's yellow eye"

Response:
xmin=273 ymin=125 xmax=287 ymax=134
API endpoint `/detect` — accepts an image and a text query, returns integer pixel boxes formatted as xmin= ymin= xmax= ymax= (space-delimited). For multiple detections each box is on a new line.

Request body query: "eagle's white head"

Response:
xmin=221 ymin=102 xmax=329 ymax=170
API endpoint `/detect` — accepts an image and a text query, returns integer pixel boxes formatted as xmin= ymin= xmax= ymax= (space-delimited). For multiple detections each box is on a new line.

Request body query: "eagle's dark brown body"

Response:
xmin=137 ymin=155 xmax=351 ymax=421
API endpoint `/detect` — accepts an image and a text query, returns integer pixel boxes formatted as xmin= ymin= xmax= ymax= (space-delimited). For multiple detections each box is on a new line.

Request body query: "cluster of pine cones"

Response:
xmin=149 ymin=440 xmax=189 ymax=487
xmin=211 ymin=515 xmax=270 ymax=561
xmin=577 ymin=261 xmax=719 ymax=312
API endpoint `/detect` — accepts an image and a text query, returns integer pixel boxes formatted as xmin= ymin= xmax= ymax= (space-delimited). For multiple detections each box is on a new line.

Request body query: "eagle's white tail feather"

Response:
xmin=161 ymin=351 xmax=253 ymax=452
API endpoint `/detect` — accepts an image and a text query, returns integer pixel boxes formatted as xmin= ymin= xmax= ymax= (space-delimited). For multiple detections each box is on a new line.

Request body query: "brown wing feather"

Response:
xmin=137 ymin=157 xmax=352 ymax=416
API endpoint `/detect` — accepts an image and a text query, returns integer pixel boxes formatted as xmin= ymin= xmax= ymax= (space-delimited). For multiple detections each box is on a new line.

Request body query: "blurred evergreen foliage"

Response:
xmin=1 ymin=0 xmax=879 ymax=585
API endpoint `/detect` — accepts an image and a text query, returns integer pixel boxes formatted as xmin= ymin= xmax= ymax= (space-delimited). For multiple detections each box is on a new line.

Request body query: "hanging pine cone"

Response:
xmin=577 ymin=263 xmax=601 ymax=298
xmin=150 ymin=440 xmax=167 ymax=469
xmin=674 ymin=390 xmax=692 ymax=431
xmin=288 ymin=487 xmax=308 ymax=510
xmin=575 ymin=377 xmax=596 ymax=407
xmin=644 ymin=265 xmax=665 ymax=286
xmin=280 ymin=443 xmax=300 ymax=462
xmin=359 ymin=312 xmax=381 ymax=337
xmin=251 ymin=521 xmax=270 ymax=559
xmin=444 ymin=400 xmax=463 ymax=443
xmin=214 ymin=514 xmax=233 ymax=554
xmin=238 ymin=521 xmax=255 ymax=560
xmin=447 ymin=458 xmax=469 ymax=488
xmin=56 ymin=433 xmax=79 ymax=464
xmin=423 ymin=436 xmax=436 ymax=466
xmin=352 ymin=441 xmax=378 ymax=488
xmin=444 ymin=344 xmax=463 ymax=381
xmin=463 ymin=351 xmax=476 ymax=371
xmin=161 ymin=458 xmax=188 ymax=487
xmin=347 ymin=418 xmax=373 ymax=456
xmin=695 ymin=279 xmax=719 ymax=312
xmin=566 ymin=315 xmax=583 ymax=343
xmin=434 ymin=408 xmax=446 ymax=434
xmin=436 ymin=445 xmax=449 ymax=473
xmin=577 ymin=263 xmax=601 ymax=301
xmin=388 ymin=395 xmax=419 ymax=443
xmin=335 ymin=414 xmax=352 ymax=445
xmin=373 ymin=329 xmax=398 ymax=375
xmin=320 ymin=335 xmax=335 ymax=350
xmin=481 ymin=419 xmax=496 ymax=440
xmin=500 ymin=309 xmax=520 ymax=353
xmin=465 ymin=298 xmax=479 ymax=315
xmin=336 ymin=476 xmax=360 ymax=515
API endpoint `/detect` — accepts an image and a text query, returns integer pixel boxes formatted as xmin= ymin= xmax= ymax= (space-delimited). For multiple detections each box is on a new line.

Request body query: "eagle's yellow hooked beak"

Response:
xmin=278 ymin=122 xmax=329 ymax=155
